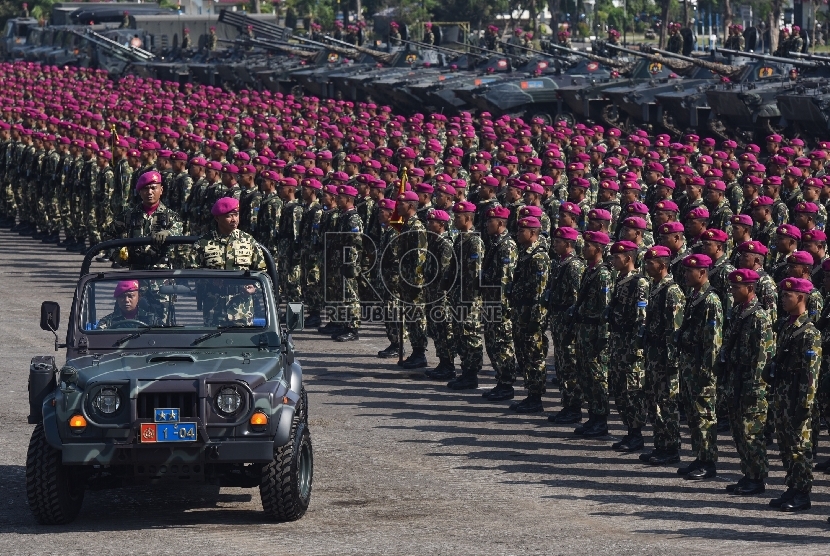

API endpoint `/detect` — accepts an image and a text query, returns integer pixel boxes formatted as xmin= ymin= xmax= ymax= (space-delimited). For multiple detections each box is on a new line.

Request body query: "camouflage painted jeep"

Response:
xmin=26 ymin=238 xmax=312 ymax=524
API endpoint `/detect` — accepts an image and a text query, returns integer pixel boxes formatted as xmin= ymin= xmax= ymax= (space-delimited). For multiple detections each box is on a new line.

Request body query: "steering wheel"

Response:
xmin=114 ymin=319 xmax=151 ymax=328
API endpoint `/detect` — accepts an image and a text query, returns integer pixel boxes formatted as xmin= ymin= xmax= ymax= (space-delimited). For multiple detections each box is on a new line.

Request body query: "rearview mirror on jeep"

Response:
xmin=286 ymin=303 xmax=304 ymax=332
xmin=40 ymin=301 xmax=60 ymax=332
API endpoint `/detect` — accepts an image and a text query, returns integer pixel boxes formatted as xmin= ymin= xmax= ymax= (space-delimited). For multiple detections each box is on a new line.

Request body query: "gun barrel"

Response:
xmin=546 ymin=41 xmax=629 ymax=69
xmin=716 ymin=47 xmax=819 ymax=68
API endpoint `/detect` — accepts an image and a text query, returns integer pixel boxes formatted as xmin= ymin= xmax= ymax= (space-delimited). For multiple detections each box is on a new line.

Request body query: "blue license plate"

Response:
xmin=155 ymin=422 xmax=197 ymax=442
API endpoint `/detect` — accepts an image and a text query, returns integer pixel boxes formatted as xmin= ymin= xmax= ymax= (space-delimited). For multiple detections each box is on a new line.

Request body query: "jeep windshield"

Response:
xmin=79 ymin=275 xmax=269 ymax=333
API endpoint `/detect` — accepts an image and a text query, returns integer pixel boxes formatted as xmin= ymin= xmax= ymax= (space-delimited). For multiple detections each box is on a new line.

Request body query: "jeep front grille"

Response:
xmin=137 ymin=392 xmax=198 ymax=419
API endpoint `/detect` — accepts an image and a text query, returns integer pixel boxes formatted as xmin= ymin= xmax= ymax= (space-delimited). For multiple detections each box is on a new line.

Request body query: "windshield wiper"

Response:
xmin=112 ymin=325 xmax=154 ymax=347
xmin=191 ymin=324 xmax=251 ymax=346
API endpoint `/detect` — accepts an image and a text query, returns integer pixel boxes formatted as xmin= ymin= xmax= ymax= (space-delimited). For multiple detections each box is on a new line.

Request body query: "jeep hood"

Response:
xmin=65 ymin=352 xmax=281 ymax=390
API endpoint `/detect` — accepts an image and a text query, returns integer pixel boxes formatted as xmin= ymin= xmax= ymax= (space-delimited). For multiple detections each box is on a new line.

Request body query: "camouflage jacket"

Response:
xmin=709 ymin=254 xmax=736 ymax=318
xmin=376 ymin=225 xmax=400 ymax=298
xmin=167 ymin=170 xmax=192 ymax=216
xmin=755 ymin=270 xmax=778 ymax=324
xmin=186 ymin=228 xmax=267 ymax=271
xmin=644 ymin=274 xmax=685 ymax=360
xmin=509 ymin=240 xmax=550 ymax=329
xmin=356 ymin=195 xmax=375 ymax=231
xmin=481 ymin=229 xmax=517 ymax=305
xmin=398 ymin=215 xmax=428 ymax=294
xmin=185 ymin=178 xmax=210 ymax=229
xmin=446 ymin=230 xmax=485 ymax=303
xmin=277 ymin=199 xmax=304 ymax=263
xmin=333 ymin=207 xmax=363 ymax=271
xmin=474 ymin=197 xmax=501 ymax=234
xmin=424 ymin=230 xmax=453 ymax=302
xmin=300 ymin=200 xmax=324 ymax=257
xmin=41 ymin=149 xmax=60 ymax=192
xmin=707 ymin=200 xmax=733 ymax=235
xmin=608 ymin=271 xmax=649 ymax=336
xmin=95 ymin=166 xmax=115 ymax=208
xmin=506 ymin=200 xmax=526 ymax=236
xmin=79 ymin=159 xmax=99 ymax=202
xmin=548 ymin=252 xmax=586 ymax=320
xmin=254 ymin=191 xmax=282 ymax=254
xmin=319 ymin=207 xmax=339 ymax=269
xmin=677 ymin=282 xmax=723 ymax=369
xmin=722 ymin=297 xmax=774 ymax=403
xmin=773 ymin=311 xmax=821 ymax=416
xmin=576 ymin=261 xmax=614 ymax=338
xmin=96 ymin=306 xmax=159 ymax=330
xmin=107 ymin=202 xmax=183 ymax=269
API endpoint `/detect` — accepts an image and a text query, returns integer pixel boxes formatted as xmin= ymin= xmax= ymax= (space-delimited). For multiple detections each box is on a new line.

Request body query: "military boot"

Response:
xmin=318 ymin=321 xmax=339 ymax=334
xmin=57 ymin=235 xmax=75 ymax=248
xmin=615 ymin=428 xmax=644 ymax=452
xmin=484 ymin=382 xmax=515 ymax=401
xmin=780 ymin=490 xmax=811 ymax=512
xmin=400 ymin=350 xmax=428 ymax=369
xmin=726 ymin=476 xmax=750 ymax=493
xmin=549 ymin=406 xmax=582 ymax=424
xmin=769 ymin=487 xmax=797 ymax=508
xmin=733 ymin=479 xmax=765 ymax=496
xmin=685 ymin=461 xmax=717 ymax=480
xmin=425 ymin=358 xmax=456 ymax=380
xmin=305 ymin=312 xmax=322 ymax=328
xmin=447 ymin=371 xmax=478 ymax=390
xmin=334 ymin=328 xmax=359 ymax=342
xmin=677 ymin=459 xmax=702 ymax=476
xmin=574 ymin=416 xmax=597 ymax=436
xmin=582 ymin=416 xmax=609 ymax=437
xmin=648 ymin=450 xmax=680 ymax=465
xmin=377 ymin=343 xmax=400 ymax=359
xmin=510 ymin=394 xmax=543 ymax=413
xmin=10 ymin=220 xmax=25 ymax=232
xmin=76 ymin=241 xmax=89 ymax=254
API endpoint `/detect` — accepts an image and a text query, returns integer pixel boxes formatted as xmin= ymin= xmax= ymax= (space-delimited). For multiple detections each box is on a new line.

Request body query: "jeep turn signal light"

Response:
xmin=250 ymin=412 xmax=268 ymax=426
xmin=69 ymin=414 xmax=87 ymax=432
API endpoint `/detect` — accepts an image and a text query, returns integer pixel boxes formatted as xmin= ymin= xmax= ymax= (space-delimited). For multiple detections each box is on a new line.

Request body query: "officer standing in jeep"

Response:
xmin=106 ymin=171 xmax=182 ymax=270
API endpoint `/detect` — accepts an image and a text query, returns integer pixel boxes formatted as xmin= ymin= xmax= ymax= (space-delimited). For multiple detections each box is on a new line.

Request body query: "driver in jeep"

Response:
xmin=96 ymin=280 xmax=159 ymax=329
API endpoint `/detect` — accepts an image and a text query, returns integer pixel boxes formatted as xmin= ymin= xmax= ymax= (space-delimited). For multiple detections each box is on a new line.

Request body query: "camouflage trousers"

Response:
xmin=301 ymin=253 xmax=323 ymax=313
xmin=450 ymin=300 xmax=483 ymax=374
xmin=812 ymin=361 xmax=830 ymax=451
xmin=1 ymin=178 xmax=15 ymax=219
xmin=679 ymin=354 xmax=718 ymax=464
xmin=382 ymin=297 xmax=406 ymax=345
xmin=401 ymin=289 xmax=427 ymax=353
xmin=727 ymin=383 xmax=769 ymax=480
xmin=575 ymin=323 xmax=610 ymax=417
xmin=644 ymin=346 xmax=681 ymax=452
xmin=57 ymin=187 xmax=71 ymax=235
xmin=68 ymin=192 xmax=87 ymax=239
xmin=773 ymin=388 xmax=814 ymax=492
xmin=484 ymin=303 xmax=517 ymax=385
xmin=426 ymin=293 xmax=453 ymax=360
xmin=12 ymin=177 xmax=26 ymax=221
xmin=86 ymin=202 xmax=103 ymax=245
xmin=512 ymin=319 xmax=549 ymax=395
xmin=551 ymin=315 xmax=582 ymax=410
xmin=608 ymin=333 xmax=648 ymax=429
xmin=325 ymin=274 xmax=361 ymax=330
xmin=25 ymin=179 xmax=38 ymax=224
xmin=278 ymin=259 xmax=303 ymax=303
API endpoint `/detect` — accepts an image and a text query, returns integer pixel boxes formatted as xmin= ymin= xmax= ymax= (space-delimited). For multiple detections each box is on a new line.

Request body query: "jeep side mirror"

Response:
xmin=40 ymin=301 xmax=60 ymax=332
xmin=285 ymin=303 xmax=304 ymax=332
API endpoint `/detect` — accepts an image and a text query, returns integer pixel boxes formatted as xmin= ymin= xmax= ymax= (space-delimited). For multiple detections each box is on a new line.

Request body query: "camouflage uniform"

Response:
xmin=425 ymin=230 xmax=454 ymax=362
xmin=106 ymin=203 xmax=183 ymax=270
xmin=38 ymin=147 xmax=60 ymax=235
xmin=677 ymin=282 xmax=723 ymax=465
xmin=66 ymin=154 xmax=85 ymax=240
xmin=376 ymin=223 xmax=403 ymax=345
xmin=96 ymin=306 xmax=159 ymax=330
xmin=277 ymin=199 xmax=304 ymax=302
xmin=184 ymin=177 xmax=209 ymax=236
xmin=239 ymin=187 xmax=262 ymax=235
xmin=643 ymin=273 xmax=685 ymax=453
xmin=320 ymin=206 xmax=340 ymax=316
xmin=89 ymin=165 xmax=115 ymax=244
xmin=446 ymin=230 xmax=485 ymax=377
xmin=722 ymin=297 xmax=773 ymax=481
xmin=509 ymin=240 xmax=550 ymax=395
xmin=575 ymin=262 xmax=614 ymax=420
xmin=253 ymin=191 xmax=282 ymax=255
xmin=186 ymin=228 xmax=268 ymax=326
xmin=77 ymin=156 xmax=99 ymax=242
xmin=398 ymin=215 xmax=429 ymax=354
xmin=608 ymin=270 xmax=650 ymax=429
xmin=771 ymin=312 xmax=821 ymax=493
xmin=300 ymin=200 xmax=324 ymax=314
xmin=482 ymin=229 xmax=518 ymax=386
xmin=167 ymin=170 xmax=192 ymax=217
xmin=329 ymin=207 xmax=363 ymax=330
xmin=548 ymin=252 xmax=586 ymax=411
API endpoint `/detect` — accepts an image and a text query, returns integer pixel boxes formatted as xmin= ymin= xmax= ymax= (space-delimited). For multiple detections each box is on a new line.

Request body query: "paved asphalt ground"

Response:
xmin=1 ymin=228 xmax=830 ymax=554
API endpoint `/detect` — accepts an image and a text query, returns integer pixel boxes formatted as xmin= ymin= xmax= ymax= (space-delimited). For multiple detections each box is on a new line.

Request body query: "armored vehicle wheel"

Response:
xmin=260 ymin=417 xmax=313 ymax=521
xmin=26 ymin=423 xmax=85 ymax=525
xmin=553 ymin=111 xmax=575 ymax=128
xmin=296 ymin=386 xmax=309 ymax=424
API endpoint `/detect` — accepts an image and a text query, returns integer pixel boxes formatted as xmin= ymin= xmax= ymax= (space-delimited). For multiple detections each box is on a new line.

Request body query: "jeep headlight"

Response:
xmin=93 ymin=387 xmax=121 ymax=414
xmin=215 ymin=386 xmax=242 ymax=416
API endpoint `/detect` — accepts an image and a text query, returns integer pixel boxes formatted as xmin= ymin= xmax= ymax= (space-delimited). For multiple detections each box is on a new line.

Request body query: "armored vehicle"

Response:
xmin=26 ymin=237 xmax=312 ymax=525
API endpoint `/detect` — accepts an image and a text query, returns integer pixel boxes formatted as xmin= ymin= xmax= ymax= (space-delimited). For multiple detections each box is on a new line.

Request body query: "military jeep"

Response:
xmin=26 ymin=237 xmax=312 ymax=524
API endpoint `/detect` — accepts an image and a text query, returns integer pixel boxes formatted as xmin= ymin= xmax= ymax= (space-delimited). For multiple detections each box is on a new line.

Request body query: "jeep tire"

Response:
xmin=260 ymin=416 xmax=313 ymax=521
xmin=26 ymin=423 xmax=85 ymax=525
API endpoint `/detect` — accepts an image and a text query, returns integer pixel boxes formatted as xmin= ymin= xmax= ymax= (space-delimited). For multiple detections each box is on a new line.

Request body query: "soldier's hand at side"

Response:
xmin=152 ymin=229 xmax=171 ymax=245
